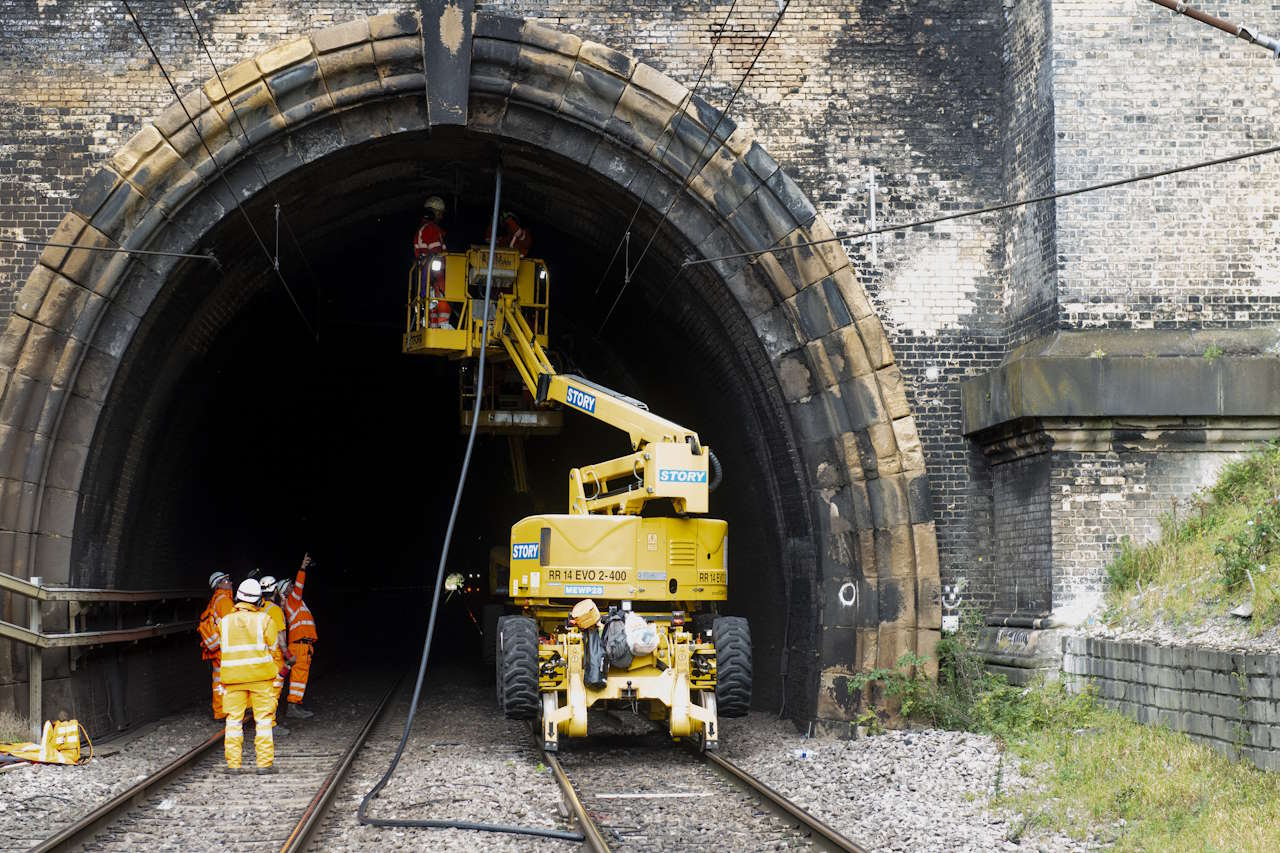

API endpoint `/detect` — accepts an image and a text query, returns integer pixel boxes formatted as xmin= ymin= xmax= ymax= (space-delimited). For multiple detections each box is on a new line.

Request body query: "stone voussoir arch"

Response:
xmin=0 ymin=10 xmax=939 ymax=720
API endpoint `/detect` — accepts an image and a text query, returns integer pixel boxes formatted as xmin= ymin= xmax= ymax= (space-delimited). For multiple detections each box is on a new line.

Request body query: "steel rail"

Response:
xmin=29 ymin=729 xmax=224 ymax=852
xmin=543 ymin=750 xmax=611 ymax=853
xmin=279 ymin=677 xmax=401 ymax=853
xmin=699 ymin=749 xmax=868 ymax=853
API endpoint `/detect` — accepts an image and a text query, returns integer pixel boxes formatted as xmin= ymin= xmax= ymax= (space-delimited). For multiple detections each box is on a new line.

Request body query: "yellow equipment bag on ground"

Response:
xmin=0 ymin=719 xmax=92 ymax=765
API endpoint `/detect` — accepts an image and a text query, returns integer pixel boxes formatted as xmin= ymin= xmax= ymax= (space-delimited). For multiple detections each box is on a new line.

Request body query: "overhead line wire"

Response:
xmin=176 ymin=0 xmax=322 ymax=287
xmin=120 ymin=0 xmax=319 ymax=342
xmin=591 ymin=0 xmax=740 ymax=299
xmin=676 ymin=140 xmax=1280 ymax=270
xmin=599 ymin=0 xmax=792 ymax=332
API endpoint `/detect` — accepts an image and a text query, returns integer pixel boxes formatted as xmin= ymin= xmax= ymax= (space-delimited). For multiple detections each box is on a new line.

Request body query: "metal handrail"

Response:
xmin=0 ymin=618 xmax=198 ymax=649
xmin=0 ymin=570 xmax=206 ymax=737
xmin=0 ymin=571 xmax=203 ymax=603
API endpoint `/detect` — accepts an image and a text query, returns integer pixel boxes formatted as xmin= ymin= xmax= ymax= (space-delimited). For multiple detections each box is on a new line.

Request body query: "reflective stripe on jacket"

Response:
xmin=283 ymin=568 xmax=318 ymax=643
xmin=219 ymin=603 xmax=280 ymax=684
xmin=413 ymin=222 xmax=445 ymax=258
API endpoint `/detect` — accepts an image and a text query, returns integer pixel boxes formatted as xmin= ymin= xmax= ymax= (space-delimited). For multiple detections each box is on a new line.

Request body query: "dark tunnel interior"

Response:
xmin=70 ymin=127 xmax=813 ymax=724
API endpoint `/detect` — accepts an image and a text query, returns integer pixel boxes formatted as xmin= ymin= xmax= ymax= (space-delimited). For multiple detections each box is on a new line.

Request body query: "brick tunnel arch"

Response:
xmin=0 ymin=11 xmax=938 ymax=729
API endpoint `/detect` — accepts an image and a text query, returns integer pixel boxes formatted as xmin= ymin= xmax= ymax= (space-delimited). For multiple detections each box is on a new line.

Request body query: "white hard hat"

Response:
xmin=208 ymin=571 xmax=230 ymax=589
xmin=278 ymin=580 xmax=294 ymax=598
xmin=424 ymin=195 xmax=446 ymax=218
xmin=236 ymin=578 xmax=263 ymax=603
xmin=259 ymin=575 xmax=278 ymax=594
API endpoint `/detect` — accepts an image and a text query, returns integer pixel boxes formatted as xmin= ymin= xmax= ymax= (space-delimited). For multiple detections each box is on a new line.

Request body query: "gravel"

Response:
xmin=0 ymin=706 xmax=216 ymax=850
xmin=720 ymin=714 xmax=1098 ymax=853
xmin=310 ymin=667 xmax=571 ymax=851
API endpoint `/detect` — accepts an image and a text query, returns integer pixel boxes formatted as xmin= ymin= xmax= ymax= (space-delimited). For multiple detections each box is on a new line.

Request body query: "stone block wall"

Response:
xmin=1063 ymin=635 xmax=1280 ymax=773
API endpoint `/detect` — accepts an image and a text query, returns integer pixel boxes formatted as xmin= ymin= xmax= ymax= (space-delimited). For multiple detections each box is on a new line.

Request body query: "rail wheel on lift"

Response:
xmin=713 ymin=616 xmax=753 ymax=718
xmin=499 ymin=616 xmax=540 ymax=719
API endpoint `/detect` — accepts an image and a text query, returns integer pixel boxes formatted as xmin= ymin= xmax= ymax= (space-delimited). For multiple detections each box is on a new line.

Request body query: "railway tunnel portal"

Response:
xmin=0 ymin=11 xmax=940 ymax=734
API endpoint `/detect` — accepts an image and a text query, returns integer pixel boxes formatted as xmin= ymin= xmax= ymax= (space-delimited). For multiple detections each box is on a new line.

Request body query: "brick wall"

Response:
xmin=1050 ymin=448 xmax=1241 ymax=608
xmin=3 ymin=1 xmax=1279 ymax=625
xmin=1064 ymin=635 xmax=1280 ymax=773
xmin=993 ymin=452 xmax=1052 ymax=612
xmin=1052 ymin=0 xmax=1280 ymax=330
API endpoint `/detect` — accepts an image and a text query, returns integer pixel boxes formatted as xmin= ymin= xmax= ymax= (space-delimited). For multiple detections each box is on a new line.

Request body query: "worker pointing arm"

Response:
xmin=280 ymin=552 xmax=318 ymax=719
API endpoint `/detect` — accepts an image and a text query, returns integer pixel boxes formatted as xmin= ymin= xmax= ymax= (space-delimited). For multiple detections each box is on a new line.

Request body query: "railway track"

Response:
xmin=28 ymin=677 xmax=398 ymax=853
xmin=546 ymin=734 xmax=867 ymax=853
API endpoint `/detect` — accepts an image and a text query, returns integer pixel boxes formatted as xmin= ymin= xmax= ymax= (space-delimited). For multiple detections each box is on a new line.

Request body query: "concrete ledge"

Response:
xmin=963 ymin=330 xmax=1280 ymax=435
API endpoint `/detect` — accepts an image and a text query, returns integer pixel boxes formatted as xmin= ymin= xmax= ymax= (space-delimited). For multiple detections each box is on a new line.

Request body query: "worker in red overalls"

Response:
xmin=485 ymin=210 xmax=533 ymax=257
xmin=414 ymin=196 xmax=450 ymax=328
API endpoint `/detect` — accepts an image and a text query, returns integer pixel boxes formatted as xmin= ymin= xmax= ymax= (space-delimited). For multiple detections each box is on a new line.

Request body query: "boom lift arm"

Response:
xmin=490 ymin=293 xmax=717 ymax=516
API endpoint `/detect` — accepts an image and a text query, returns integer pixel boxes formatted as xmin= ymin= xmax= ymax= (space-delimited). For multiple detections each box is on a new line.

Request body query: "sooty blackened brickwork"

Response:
xmin=4 ymin=1 xmax=1280 ymax=632
xmin=0 ymin=1 xmax=1011 ymax=609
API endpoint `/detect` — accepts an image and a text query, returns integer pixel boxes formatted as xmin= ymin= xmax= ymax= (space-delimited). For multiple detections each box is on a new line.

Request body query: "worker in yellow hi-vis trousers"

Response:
xmin=219 ymin=579 xmax=282 ymax=773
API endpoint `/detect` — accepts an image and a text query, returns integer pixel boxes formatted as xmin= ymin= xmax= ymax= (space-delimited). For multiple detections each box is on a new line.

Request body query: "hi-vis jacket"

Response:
xmin=198 ymin=588 xmax=234 ymax=660
xmin=219 ymin=603 xmax=280 ymax=684
xmin=282 ymin=568 xmax=318 ymax=644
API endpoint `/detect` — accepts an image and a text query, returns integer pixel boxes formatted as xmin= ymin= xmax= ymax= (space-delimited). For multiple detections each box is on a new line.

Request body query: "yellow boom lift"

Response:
xmin=404 ymin=247 xmax=751 ymax=750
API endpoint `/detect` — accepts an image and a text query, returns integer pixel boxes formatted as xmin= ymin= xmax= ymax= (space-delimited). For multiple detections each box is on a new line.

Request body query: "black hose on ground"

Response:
xmin=356 ymin=162 xmax=583 ymax=844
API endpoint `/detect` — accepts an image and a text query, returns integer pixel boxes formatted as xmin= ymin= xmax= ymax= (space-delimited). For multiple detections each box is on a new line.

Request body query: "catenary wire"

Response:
xmin=0 ymin=235 xmax=217 ymax=261
xmin=177 ymin=0 xmax=322 ymax=285
xmin=599 ymin=0 xmax=792 ymax=332
xmin=120 ymin=0 xmax=319 ymax=342
xmin=592 ymin=0 xmax=740 ymax=299
xmin=355 ymin=162 xmax=582 ymax=844
xmin=677 ymin=140 xmax=1280 ymax=270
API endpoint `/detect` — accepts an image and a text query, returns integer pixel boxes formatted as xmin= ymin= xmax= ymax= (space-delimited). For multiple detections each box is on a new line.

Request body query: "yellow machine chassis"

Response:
xmin=536 ymin=621 xmax=719 ymax=750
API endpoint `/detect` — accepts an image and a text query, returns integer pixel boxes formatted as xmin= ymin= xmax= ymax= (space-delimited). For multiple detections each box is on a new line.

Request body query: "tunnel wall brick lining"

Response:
xmin=0 ymin=5 xmax=940 ymax=728
xmin=1064 ymin=635 xmax=1280 ymax=773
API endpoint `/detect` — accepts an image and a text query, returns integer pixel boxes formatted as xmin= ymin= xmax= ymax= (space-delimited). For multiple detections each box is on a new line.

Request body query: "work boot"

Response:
xmin=273 ymin=724 xmax=290 ymax=737
xmin=256 ymin=765 xmax=276 ymax=775
xmin=287 ymin=704 xmax=314 ymax=719
xmin=223 ymin=766 xmax=243 ymax=775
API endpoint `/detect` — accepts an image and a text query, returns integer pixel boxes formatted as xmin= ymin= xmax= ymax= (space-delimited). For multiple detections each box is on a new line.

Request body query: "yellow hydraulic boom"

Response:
xmin=403 ymin=247 xmax=748 ymax=751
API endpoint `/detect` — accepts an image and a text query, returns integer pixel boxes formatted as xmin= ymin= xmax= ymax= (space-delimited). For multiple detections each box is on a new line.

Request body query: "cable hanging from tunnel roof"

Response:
xmin=591 ymin=0 xmax=740 ymax=300
xmin=175 ymin=0 xmax=324 ymax=291
xmin=598 ymin=0 xmax=792 ymax=333
xmin=674 ymin=139 xmax=1280 ymax=270
xmin=119 ymin=0 xmax=319 ymax=344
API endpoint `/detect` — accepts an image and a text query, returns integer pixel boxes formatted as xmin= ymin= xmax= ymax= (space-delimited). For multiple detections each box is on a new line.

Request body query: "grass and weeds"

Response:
xmin=851 ymin=613 xmax=1280 ymax=851
xmin=0 ymin=709 xmax=31 ymax=742
xmin=1104 ymin=441 xmax=1280 ymax=633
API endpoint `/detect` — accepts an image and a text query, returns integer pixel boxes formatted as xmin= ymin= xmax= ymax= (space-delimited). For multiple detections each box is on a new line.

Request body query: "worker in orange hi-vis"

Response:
xmin=279 ymin=553 xmax=319 ymax=719
xmin=220 ymin=578 xmax=282 ymax=773
xmin=198 ymin=572 xmax=235 ymax=719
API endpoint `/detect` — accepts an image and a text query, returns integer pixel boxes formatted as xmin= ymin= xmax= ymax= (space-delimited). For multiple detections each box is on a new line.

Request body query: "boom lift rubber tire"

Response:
xmin=495 ymin=615 xmax=514 ymax=712
xmin=481 ymin=603 xmax=505 ymax=666
xmin=713 ymin=616 xmax=752 ymax=718
xmin=499 ymin=616 xmax=540 ymax=719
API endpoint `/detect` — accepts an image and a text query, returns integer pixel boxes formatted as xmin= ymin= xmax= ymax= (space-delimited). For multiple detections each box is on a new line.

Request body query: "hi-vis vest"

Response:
xmin=219 ymin=605 xmax=279 ymax=685
xmin=0 ymin=719 xmax=85 ymax=765
xmin=198 ymin=588 xmax=234 ymax=659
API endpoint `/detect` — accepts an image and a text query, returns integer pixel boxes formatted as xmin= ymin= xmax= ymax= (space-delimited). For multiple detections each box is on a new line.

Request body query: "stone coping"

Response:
xmin=962 ymin=330 xmax=1280 ymax=435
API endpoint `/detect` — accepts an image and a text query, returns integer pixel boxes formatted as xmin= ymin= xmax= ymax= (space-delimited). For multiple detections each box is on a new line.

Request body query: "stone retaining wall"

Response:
xmin=1062 ymin=635 xmax=1280 ymax=772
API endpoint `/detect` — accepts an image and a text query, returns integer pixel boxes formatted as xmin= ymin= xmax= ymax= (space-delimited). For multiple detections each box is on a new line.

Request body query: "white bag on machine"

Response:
xmin=624 ymin=612 xmax=659 ymax=656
